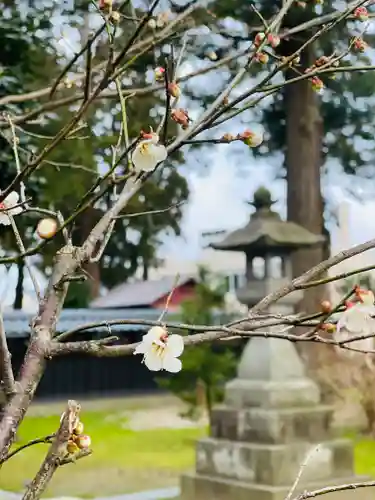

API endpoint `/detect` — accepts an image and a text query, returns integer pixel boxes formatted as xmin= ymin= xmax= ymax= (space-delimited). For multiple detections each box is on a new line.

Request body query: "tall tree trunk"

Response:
xmin=283 ymin=43 xmax=326 ymax=315
xmin=13 ymin=260 xmax=25 ymax=310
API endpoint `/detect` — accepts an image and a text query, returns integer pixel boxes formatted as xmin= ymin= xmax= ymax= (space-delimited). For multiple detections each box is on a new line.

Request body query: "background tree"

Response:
xmin=180 ymin=0 xmax=375 ymax=313
xmin=0 ymin=0 xmax=190 ymax=306
xmin=157 ymin=267 xmax=237 ymax=424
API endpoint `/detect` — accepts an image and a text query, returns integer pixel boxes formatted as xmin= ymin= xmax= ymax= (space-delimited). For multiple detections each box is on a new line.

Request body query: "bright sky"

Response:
xmin=160 ymin=149 xmax=375 ymax=260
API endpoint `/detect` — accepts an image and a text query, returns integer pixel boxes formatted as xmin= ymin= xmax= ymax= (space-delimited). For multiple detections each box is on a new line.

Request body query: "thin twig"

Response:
xmin=0 ymin=434 xmax=55 ymax=465
xmin=285 ymin=444 xmax=322 ymax=500
xmin=292 ymin=480 xmax=375 ymax=499
xmin=9 ymin=216 xmax=41 ymax=300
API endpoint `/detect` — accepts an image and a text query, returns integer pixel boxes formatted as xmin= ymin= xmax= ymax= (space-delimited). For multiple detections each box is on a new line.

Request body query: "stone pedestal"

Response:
xmin=180 ymin=338 xmax=372 ymax=500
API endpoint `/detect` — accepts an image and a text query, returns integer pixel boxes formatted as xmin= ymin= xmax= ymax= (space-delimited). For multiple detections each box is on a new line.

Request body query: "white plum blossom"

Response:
xmin=241 ymin=129 xmax=264 ymax=148
xmin=131 ymin=132 xmax=167 ymax=173
xmin=0 ymin=191 xmax=23 ymax=225
xmin=134 ymin=325 xmax=184 ymax=372
xmin=334 ymin=288 xmax=375 ymax=355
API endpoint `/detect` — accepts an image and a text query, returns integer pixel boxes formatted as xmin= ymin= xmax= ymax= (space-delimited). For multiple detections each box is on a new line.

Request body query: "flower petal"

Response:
xmin=9 ymin=206 xmax=23 ymax=217
xmin=131 ymin=144 xmax=157 ymax=172
xmin=149 ymin=144 xmax=167 ymax=163
xmin=133 ymin=342 xmax=148 ymax=355
xmin=162 ymin=354 xmax=182 ymax=373
xmin=144 ymin=352 xmax=163 ymax=371
xmin=0 ymin=213 xmax=11 ymax=226
xmin=5 ymin=191 xmax=19 ymax=208
xmin=338 ymin=305 xmax=368 ymax=333
xmin=166 ymin=334 xmax=184 ymax=357
xmin=146 ymin=326 xmax=166 ymax=343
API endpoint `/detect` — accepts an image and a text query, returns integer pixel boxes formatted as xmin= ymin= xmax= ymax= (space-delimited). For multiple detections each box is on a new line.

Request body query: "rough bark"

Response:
xmin=22 ymin=400 xmax=81 ymax=500
xmin=284 ymin=43 xmax=326 ymax=315
xmin=0 ymin=246 xmax=76 ymax=460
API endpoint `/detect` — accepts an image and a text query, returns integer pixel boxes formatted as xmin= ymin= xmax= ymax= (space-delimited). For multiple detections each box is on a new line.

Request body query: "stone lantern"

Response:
xmin=210 ymin=186 xmax=324 ymax=311
xmin=180 ymin=187 xmax=370 ymax=500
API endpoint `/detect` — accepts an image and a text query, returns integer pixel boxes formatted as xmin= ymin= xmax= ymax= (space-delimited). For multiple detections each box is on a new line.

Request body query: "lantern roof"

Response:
xmin=210 ymin=187 xmax=325 ymax=253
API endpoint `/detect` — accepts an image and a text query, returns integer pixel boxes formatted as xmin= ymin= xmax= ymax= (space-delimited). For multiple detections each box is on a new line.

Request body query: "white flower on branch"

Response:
xmin=131 ymin=132 xmax=167 ymax=173
xmin=334 ymin=287 xmax=375 ymax=354
xmin=134 ymin=326 xmax=184 ymax=372
xmin=0 ymin=191 xmax=23 ymax=225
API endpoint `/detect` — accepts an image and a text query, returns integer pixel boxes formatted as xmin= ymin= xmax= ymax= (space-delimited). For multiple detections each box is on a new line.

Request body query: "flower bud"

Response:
xmin=154 ymin=67 xmax=165 ymax=81
xmin=73 ymin=421 xmax=84 ymax=435
xmin=354 ymin=6 xmax=368 ymax=22
xmin=171 ymin=109 xmax=189 ymax=128
xmin=267 ymin=34 xmax=280 ymax=48
xmin=99 ymin=0 xmax=112 ymax=10
xmin=110 ymin=11 xmax=121 ymax=23
xmin=206 ymin=51 xmax=218 ymax=61
xmin=315 ymin=56 xmax=330 ymax=67
xmin=254 ymin=32 xmax=266 ymax=47
xmin=255 ymin=52 xmax=269 ymax=64
xmin=168 ymin=82 xmax=181 ymax=98
xmin=63 ymin=78 xmax=73 ymax=89
xmin=291 ymin=55 xmax=300 ymax=65
xmin=67 ymin=440 xmax=80 ymax=454
xmin=36 ymin=218 xmax=58 ymax=240
xmin=239 ymin=129 xmax=263 ymax=148
xmin=147 ymin=18 xmax=157 ymax=29
xmin=352 ymin=37 xmax=368 ymax=53
xmin=321 ymin=322 xmax=336 ymax=333
xmin=156 ymin=11 xmax=170 ymax=28
xmin=76 ymin=434 xmax=92 ymax=449
xmin=320 ymin=300 xmax=332 ymax=314
xmin=310 ymin=76 xmax=324 ymax=93
xmin=221 ymin=133 xmax=235 ymax=142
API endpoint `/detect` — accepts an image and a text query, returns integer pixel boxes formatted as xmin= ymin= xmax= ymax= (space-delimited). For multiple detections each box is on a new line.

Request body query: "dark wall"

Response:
xmin=7 ymin=330 xmax=164 ymax=400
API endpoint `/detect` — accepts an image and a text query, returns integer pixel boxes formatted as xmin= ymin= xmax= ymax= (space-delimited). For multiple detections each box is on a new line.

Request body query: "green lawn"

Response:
xmin=353 ymin=435 xmax=375 ymax=478
xmin=1 ymin=410 xmax=375 ymax=499
xmin=0 ymin=410 xmax=206 ymax=498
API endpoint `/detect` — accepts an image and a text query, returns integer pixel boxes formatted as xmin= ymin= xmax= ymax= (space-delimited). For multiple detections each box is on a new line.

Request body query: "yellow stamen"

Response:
xmin=139 ymin=143 xmax=150 ymax=155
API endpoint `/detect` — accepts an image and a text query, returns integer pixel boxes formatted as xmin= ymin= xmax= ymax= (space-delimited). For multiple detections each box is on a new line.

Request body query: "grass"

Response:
xmin=353 ymin=434 xmax=375 ymax=478
xmin=0 ymin=410 xmax=206 ymax=498
xmin=2 ymin=407 xmax=375 ymax=499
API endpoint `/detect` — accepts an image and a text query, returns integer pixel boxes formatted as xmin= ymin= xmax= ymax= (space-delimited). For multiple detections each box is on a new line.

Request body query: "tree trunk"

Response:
xmin=13 ymin=259 xmax=25 ymax=310
xmin=284 ymin=43 xmax=326 ymax=315
xmin=74 ymin=207 xmax=102 ymax=300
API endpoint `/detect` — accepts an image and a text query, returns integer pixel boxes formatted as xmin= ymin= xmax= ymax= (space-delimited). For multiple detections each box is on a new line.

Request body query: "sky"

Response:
xmin=3 ymin=2 xmax=375 ymax=311
xmin=160 ymin=148 xmax=375 ymax=261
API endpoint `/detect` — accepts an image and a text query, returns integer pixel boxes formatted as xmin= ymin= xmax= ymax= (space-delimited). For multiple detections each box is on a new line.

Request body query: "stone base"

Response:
xmin=180 ymin=472 xmax=373 ymax=500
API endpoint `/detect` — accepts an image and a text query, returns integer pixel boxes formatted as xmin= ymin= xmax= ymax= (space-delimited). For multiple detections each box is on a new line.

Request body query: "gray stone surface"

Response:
xmin=225 ymin=337 xmax=321 ymax=409
xmin=211 ymin=404 xmax=334 ymax=444
xmin=180 ymin=322 xmax=369 ymax=500
xmin=180 ymin=473 xmax=374 ymax=500
xmin=180 ymin=201 xmax=370 ymax=500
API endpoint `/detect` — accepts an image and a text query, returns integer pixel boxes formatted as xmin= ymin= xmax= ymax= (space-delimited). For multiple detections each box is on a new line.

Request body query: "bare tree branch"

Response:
xmin=22 ymin=400 xmax=81 ymax=500
xmin=0 ymin=311 xmax=15 ymax=399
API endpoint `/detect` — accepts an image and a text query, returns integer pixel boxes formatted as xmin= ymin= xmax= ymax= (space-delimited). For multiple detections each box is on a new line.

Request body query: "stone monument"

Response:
xmin=180 ymin=187 xmax=371 ymax=500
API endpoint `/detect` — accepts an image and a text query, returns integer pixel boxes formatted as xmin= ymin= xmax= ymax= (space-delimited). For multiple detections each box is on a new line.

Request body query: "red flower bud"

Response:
xmin=168 ymin=82 xmax=181 ymax=98
xmin=354 ymin=6 xmax=368 ymax=22
xmin=254 ymin=32 xmax=266 ymax=47
xmin=320 ymin=300 xmax=332 ymax=314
